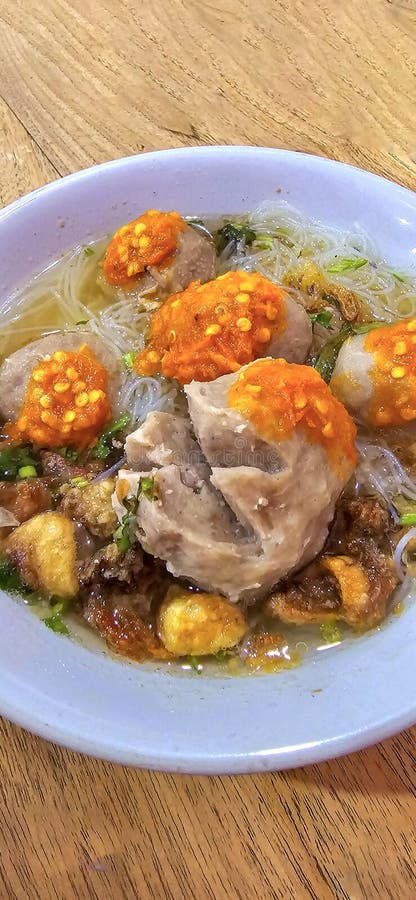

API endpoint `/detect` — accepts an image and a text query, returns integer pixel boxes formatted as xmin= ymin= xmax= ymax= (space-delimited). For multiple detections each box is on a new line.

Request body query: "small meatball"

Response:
xmin=103 ymin=210 xmax=186 ymax=286
xmin=0 ymin=332 xmax=121 ymax=423
xmin=6 ymin=512 xmax=78 ymax=597
xmin=60 ymin=478 xmax=117 ymax=538
xmin=135 ymin=270 xmax=312 ymax=384
xmin=0 ymin=479 xmax=53 ymax=523
xmin=103 ymin=209 xmax=215 ymax=293
xmin=331 ymin=318 xmax=416 ymax=428
xmin=157 ymin=587 xmax=248 ymax=656
xmin=163 ymin=224 xmax=216 ymax=293
xmin=5 ymin=345 xmax=111 ymax=450
xmin=225 ymin=358 xmax=356 ymax=476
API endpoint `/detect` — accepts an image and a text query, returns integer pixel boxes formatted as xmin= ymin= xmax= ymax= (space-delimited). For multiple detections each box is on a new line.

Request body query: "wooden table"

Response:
xmin=0 ymin=2 xmax=415 ymax=897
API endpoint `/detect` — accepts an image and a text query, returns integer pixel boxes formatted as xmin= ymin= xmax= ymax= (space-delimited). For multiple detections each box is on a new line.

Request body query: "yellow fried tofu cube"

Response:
xmin=6 ymin=511 xmax=78 ymax=598
xmin=157 ymin=587 xmax=247 ymax=656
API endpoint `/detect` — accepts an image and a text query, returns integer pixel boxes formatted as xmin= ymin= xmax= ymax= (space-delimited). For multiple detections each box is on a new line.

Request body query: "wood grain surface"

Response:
xmin=0 ymin=1 xmax=416 ymax=897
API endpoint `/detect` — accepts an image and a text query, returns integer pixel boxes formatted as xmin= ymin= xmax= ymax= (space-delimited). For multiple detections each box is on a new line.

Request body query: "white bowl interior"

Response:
xmin=0 ymin=146 xmax=415 ymax=773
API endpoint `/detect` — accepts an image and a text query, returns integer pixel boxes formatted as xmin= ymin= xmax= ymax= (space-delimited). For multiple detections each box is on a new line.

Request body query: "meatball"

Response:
xmin=135 ymin=270 xmax=312 ymax=384
xmin=0 ymin=331 xmax=121 ymax=423
xmin=159 ymin=224 xmax=216 ymax=293
xmin=113 ymin=359 xmax=357 ymax=603
xmin=331 ymin=318 xmax=416 ymax=427
xmin=157 ymin=587 xmax=248 ymax=656
xmin=103 ymin=209 xmax=215 ymax=294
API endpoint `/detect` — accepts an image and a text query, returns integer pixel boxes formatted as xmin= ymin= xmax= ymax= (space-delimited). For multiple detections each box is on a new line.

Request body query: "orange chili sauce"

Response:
xmin=228 ymin=358 xmax=357 ymax=474
xmin=135 ymin=270 xmax=287 ymax=384
xmin=365 ymin=318 xmax=416 ymax=426
xmin=103 ymin=210 xmax=186 ymax=287
xmin=9 ymin=345 xmax=110 ymax=449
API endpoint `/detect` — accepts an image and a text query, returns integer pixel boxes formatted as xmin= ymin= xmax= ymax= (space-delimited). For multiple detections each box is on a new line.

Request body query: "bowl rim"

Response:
xmin=1 ymin=144 xmax=416 ymax=774
xmin=1 ymin=676 xmax=415 ymax=774
xmin=2 ymin=143 xmax=415 ymax=224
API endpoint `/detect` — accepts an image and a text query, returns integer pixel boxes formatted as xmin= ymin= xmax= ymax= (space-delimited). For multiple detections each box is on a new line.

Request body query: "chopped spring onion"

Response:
xmin=255 ymin=236 xmax=275 ymax=250
xmin=95 ymin=412 xmax=131 ymax=459
xmin=326 ymin=257 xmax=368 ymax=274
xmin=313 ymin=323 xmax=352 ymax=383
xmin=114 ymin=514 xmax=132 ymax=553
xmin=391 ymin=271 xmax=410 ymax=284
xmin=352 ymin=321 xmax=386 ymax=335
xmin=114 ymin=476 xmax=156 ymax=553
xmin=188 ymin=655 xmax=203 ymax=673
xmin=83 ymin=247 xmax=94 ymax=257
xmin=56 ymin=447 xmax=79 ymax=462
xmin=0 ymin=558 xmax=23 ymax=591
xmin=140 ymin=476 xmax=156 ymax=501
xmin=43 ymin=600 xmax=70 ymax=635
xmin=214 ymin=223 xmax=256 ymax=255
xmin=308 ymin=310 xmax=333 ymax=328
xmin=400 ymin=513 xmax=416 ymax=526
xmin=18 ymin=465 xmax=37 ymax=479
xmin=122 ymin=351 xmax=135 ymax=369
xmin=0 ymin=446 xmax=38 ymax=481
xmin=69 ymin=476 xmax=89 ymax=488
xmin=320 ymin=622 xmax=342 ymax=643
xmin=185 ymin=217 xmax=204 ymax=226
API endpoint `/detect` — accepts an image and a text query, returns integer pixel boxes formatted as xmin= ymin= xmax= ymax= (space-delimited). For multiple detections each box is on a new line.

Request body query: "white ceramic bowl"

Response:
xmin=1 ymin=147 xmax=416 ymax=774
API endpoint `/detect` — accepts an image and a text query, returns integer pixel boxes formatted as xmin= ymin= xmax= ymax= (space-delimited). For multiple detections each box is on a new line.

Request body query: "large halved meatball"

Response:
xmin=113 ymin=359 xmax=356 ymax=603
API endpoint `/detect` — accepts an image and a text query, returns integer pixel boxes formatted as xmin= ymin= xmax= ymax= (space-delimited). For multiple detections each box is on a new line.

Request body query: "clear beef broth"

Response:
xmin=0 ymin=203 xmax=414 ymax=674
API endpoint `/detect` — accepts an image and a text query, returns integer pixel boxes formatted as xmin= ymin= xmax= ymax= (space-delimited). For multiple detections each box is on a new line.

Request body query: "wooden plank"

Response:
xmin=0 ymin=95 xmax=59 ymax=205
xmin=0 ymin=1 xmax=414 ymax=186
